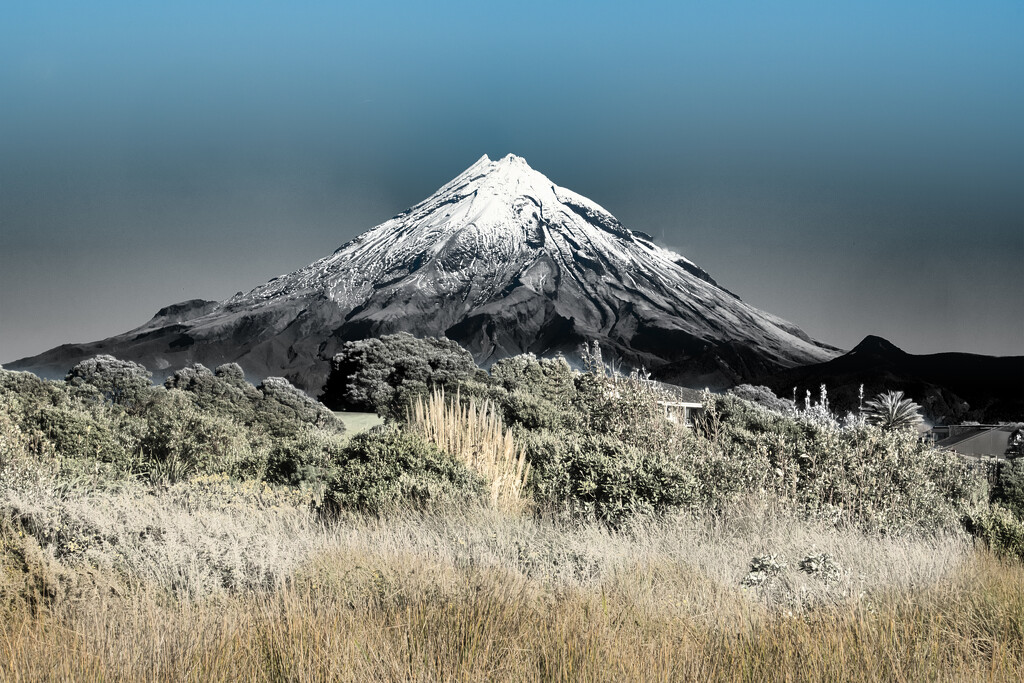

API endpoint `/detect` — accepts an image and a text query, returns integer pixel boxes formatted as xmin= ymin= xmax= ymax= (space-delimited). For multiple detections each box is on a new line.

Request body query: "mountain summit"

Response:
xmin=9 ymin=154 xmax=839 ymax=391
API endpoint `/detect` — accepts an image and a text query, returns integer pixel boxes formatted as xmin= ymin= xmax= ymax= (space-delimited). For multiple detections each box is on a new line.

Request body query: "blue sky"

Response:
xmin=1 ymin=1 xmax=1022 ymax=360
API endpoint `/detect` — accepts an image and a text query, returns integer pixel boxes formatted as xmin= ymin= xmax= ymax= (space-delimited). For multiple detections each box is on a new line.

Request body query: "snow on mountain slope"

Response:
xmin=9 ymin=154 xmax=840 ymax=392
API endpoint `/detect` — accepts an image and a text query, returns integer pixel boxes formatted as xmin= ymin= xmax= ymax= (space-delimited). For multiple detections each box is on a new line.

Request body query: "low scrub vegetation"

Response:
xmin=1 ymin=337 xmax=1022 ymax=680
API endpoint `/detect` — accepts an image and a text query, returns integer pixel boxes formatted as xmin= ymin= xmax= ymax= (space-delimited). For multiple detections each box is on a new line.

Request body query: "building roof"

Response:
xmin=936 ymin=427 xmax=1014 ymax=458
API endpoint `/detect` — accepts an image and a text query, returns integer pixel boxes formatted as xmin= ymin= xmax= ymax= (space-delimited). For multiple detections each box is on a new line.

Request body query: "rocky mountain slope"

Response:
xmin=8 ymin=154 xmax=839 ymax=392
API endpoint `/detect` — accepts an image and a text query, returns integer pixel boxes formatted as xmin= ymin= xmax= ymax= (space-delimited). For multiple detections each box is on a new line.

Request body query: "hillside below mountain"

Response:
xmin=762 ymin=335 xmax=1024 ymax=423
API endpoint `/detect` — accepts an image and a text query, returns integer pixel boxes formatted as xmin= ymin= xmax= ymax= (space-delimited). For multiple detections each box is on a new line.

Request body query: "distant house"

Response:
xmin=934 ymin=425 xmax=1021 ymax=459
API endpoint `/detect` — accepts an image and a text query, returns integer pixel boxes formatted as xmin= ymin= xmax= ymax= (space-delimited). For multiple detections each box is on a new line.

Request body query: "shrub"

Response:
xmin=214 ymin=362 xmax=246 ymax=383
xmin=490 ymin=354 xmax=576 ymax=408
xmin=164 ymin=363 xmax=261 ymax=424
xmin=741 ymin=554 xmax=788 ymax=588
xmin=798 ymin=553 xmax=842 ymax=584
xmin=1007 ymin=428 xmax=1024 ymax=459
xmin=0 ymin=367 xmax=69 ymax=406
xmin=568 ymin=371 xmax=684 ymax=454
xmin=164 ymin=363 xmax=215 ymax=392
xmin=688 ymin=393 xmax=977 ymax=532
xmin=322 ymin=333 xmax=479 ymax=416
xmin=21 ymin=401 xmax=140 ymax=467
xmin=1 ymin=364 xmax=344 ymax=490
xmin=964 ymin=506 xmax=1024 ymax=562
xmin=322 ymin=426 xmax=483 ymax=514
xmin=0 ymin=408 xmax=26 ymax=467
xmin=263 ymin=427 xmax=347 ymax=487
xmin=0 ymin=341 xmax=986 ymax=536
xmin=1 ymin=368 xmax=145 ymax=475
xmin=167 ymin=365 xmax=340 ymax=438
xmin=138 ymin=390 xmax=255 ymax=485
xmin=65 ymin=355 xmax=153 ymax=410
xmin=523 ymin=430 xmax=697 ymax=524
xmin=992 ymin=458 xmax=1024 ymax=519
xmin=256 ymin=377 xmax=339 ymax=436
xmin=500 ymin=389 xmax=570 ymax=432
xmin=727 ymin=384 xmax=797 ymax=415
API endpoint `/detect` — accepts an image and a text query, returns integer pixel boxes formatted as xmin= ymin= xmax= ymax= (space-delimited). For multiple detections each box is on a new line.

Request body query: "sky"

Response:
xmin=1 ymin=0 xmax=1022 ymax=362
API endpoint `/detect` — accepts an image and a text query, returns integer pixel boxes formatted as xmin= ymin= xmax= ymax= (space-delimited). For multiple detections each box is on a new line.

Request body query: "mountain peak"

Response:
xmin=495 ymin=152 xmax=529 ymax=167
xmin=484 ymin=153 xmax=542 ymax=181
xmin=459 ymin=152 xmax=533 ymax=173
xmin=439 ymin=153 xmax=551 ymax=207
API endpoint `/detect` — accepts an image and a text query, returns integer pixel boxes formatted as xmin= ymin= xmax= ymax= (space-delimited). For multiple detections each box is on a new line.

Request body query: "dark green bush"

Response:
xmin=167 ymin=364 xmax=340 ymax=438
xmin=1007 ymin=428 xmax=1024 ymax=459
xmin=0 ymin=365 xmax=335 ymax=487
xmin=566 ymin=373 xmax=683 ymax=454
xmin=322 ymin=425 xmax=483 ymax=514
xmin=688 ymin=393 xmax=977 ymax=532
xmin=490 ymin=354 xmax=576 ymax=408
xmin=964 ymin=506 xmax=1024 ymax=562
xmin=322 ymin=333 xmax=479 ymax=416
xmin=698 ymin=393 xmax=806 ymax=444
xmin=501 ymin=389 xmax=570 ymax=432
xmin=256 ymin=377 xmax=339 ymax=436
xmin=23 ymin=402 xmax=140 ymax=466
xmin=137 ymin=390 xmax=258 ymax=484
xmin=164 ymin=363 xmax=261 ymax=424
xmin=1 ymin=368 xmax=144 ymax=469
xmin=0 ymin=368 xmax=70 ymax=406
xmin=263 ymin=428 xmax=347 ymax=486
xmin=992 ymin=458 xmax=1024 ymax=519
xmin=0 ymin=342 xmax=987 ymax=535
xmin=523 ymin=430 xmax=697 ymax=524
xmin=66 ymin=355 xmax=154 ymax=411
xmin=727 ymin=384 xmax=798 ymax=415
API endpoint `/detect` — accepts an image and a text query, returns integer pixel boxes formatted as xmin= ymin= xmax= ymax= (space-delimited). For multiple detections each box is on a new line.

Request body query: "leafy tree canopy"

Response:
xmin=66 ymin=355 xmax=153 ymax=410
xmin=322 ymin=333 xmax=480 ymax=416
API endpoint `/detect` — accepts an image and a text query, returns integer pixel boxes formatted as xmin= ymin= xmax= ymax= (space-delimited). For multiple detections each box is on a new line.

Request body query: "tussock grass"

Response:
xmin=409 ymin=388 xmax=530 ymax=512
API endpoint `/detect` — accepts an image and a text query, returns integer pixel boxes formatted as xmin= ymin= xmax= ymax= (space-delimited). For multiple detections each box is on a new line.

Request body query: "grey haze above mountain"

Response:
xmin=8 ymin=154 xmax=840 ymax=392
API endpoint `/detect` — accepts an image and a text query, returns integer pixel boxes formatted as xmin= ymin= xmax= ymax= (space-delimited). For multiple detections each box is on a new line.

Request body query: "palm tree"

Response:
xmin=863 ymin=390 xmax=923 ymax=432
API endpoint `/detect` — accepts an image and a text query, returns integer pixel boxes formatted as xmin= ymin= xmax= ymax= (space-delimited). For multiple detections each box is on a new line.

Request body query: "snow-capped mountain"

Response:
xmin=9 ymin=154 xmax=839 ymax=391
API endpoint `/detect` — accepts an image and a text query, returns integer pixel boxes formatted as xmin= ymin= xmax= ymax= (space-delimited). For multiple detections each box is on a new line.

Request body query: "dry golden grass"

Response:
xmin=409 ymin=388 xmax=530 ymax=512
xmin=2 ymin=546 xmax=1022 ymax=682
xmin=2 ymin=472 xmax=1020 ymax=681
